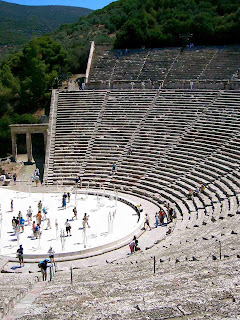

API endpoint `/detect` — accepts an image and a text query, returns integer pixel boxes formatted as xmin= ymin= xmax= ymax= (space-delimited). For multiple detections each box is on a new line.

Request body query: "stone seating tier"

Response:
xmin=88 ymin=46 xmax=240 ymax=87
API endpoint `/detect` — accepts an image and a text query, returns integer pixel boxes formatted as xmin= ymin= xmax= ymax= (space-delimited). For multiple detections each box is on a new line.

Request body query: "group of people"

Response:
xmin=62 ymin=192 xmax=71 ymax=209
xmin=17 ymin=244 xmax=55 ymax=281
xmin=129 ymin=236 xmax=140 ymax=254
xmin=188 ymin=184 xmax=206 ymax=200
xmin=30 ymin=168 xmax=41 ymax=186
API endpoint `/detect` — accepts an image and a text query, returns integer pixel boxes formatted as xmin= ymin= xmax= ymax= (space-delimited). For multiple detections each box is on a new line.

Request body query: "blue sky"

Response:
xmin=1 ymin=0 xmax=116 ymax=10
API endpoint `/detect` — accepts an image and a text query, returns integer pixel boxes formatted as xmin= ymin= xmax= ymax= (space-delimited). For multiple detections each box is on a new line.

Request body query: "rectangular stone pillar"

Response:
xmin=11 ymin=132 xmax=17 ymax=161
xmin=26 ymin=132 xmax=32 ymax=162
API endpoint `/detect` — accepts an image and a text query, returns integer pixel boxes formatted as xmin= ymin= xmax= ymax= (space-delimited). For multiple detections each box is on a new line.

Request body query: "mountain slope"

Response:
xmin=0 ymin=0 xmax=93 ymax=46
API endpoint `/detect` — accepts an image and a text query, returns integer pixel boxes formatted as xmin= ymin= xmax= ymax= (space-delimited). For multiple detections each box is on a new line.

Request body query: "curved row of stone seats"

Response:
xmin=19 ymin=207 xmax=240 ymax=319
xmin=0 ymin=273 xmax=38 ymax=318
xmin=45 ymin=89 xmax=240 ymax=224
xmin=47 ymin=91 xmax=107 ymax=183
xmin=138 ymin=48 xmax=180 ymax=81
xmin=89 ymin=45 xmax=240 ymax=84
xmin=199 ymin=47 xmax=240 ymax=80
xmin=164 ymin=49 xmax=216 ymax=81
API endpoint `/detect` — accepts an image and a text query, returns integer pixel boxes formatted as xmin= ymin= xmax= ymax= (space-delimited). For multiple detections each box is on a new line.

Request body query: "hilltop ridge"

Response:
xmin=0 ymin=0 xmax=93 ymax=47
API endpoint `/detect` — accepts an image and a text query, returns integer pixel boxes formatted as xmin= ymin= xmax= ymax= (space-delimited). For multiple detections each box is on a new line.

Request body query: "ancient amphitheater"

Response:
xmin=1 ymin=44 xmax=240 ymax=319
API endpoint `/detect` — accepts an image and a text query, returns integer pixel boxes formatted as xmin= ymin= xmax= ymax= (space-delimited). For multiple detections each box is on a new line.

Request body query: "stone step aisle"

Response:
xmin=3 ymin=281 xmax=48 ymax=320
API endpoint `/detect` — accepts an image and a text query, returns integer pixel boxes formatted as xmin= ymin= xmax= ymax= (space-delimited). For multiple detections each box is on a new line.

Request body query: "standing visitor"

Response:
xmin=62 ymin=194 xmax=66 ymax=209
xmin=155 ymin=212 xmax=159 ymax=228
xmin=67 ymin=192 xmax=71 ymax=203
xmin=17 ymin=245 xmax=24 ymax=267
xmin=82 ymin=213 xmax=90 ymax=228
xmin=38 ymin=200 xmax=42 ymax=212
xmin=48 ymin=247 xmax=55 ymax=264
xmin=65 ymin=219 xmax=72 ymax=236
xmin=72 ymin=207 xmax=77 ymax=220
xmin=13 ymin=173 xmax=17 ymax=185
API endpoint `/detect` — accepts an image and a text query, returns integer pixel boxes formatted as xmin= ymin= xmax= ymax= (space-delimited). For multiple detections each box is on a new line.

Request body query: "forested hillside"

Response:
xmin=0 ymin=0 xmax=239 ymax=156
xmin=0 ymin=1 xmax=92 ymax=46
xmin=53 ymin=0 xmax=240 ymax=71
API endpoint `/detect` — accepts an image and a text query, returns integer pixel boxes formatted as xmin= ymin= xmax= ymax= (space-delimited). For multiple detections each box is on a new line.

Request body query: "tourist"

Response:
xmin=144 ymin=213 xmax=151 ymax=230
xmin=72 ymin=207 xmax=77 ymax=220
xmin=168 ymin=207 xmax=174 ymax=222
xmin=158 ymin=209 xmax=163 ymax=224
xmin=36 ymin=210 xmax=42 ymax=225
xmin=65 ymin=219 xmax=71 ymax=236
xmin=67 ymin=192 xmax=71 ymax=203
xmin=13 ymin=173 xmax=17 ymax=185
xmin=134 ymin=236 xmax=140 ymax=252
xmin=82 ymin=213 xmax=90 ymax=228
xmin=42 ymin=207 xmax=47 ymax=220
xmin=46 ymin=218 xmax=51 ymax=230
xmin=38 ymin=200 xmax=42 ymax=212
xmin=62 ymin=194 xmax=66 ymax=209
xmin=129 ymin=236 xmax=139 ymax=254
xmin=130 ymin=81 xmax=134 ymax=90
xmin=35 ymin=223 xmax=41 ymax=238
xmin=129 ymin=238 xmax=135 ymax=254
xmin=19 ymin=216 xmax=25 ymax=232
xmin=16 ymin=223 xmax=20 ymax=242
xmin=11 ymin=199 xmax=13 ymax=212
xmin=26 ymin=206 xmax=32 ymax=224
xmin=155 ymin=212 xmax=159 ymax=228
xmin=48 ymin=247 xmax=55 ymax=264
xmin=166 ymin=226 xmax=172 ymax=235
xmin=12 ymin=216 xmax=17 ymax=234
xmin=190 ymin=80 xmax=193 ymax=90
xmin=17 ymin=245 xmax=24 ymax=267
xmin=188 ymin=189 xmax=193 ymax=200
xmin=38 ymin=259 xmax=48 ymax=281
xmin=112 ymin=163 xmax=116 ymax=173
xmin=193 ymin=188 xmax=199 ymax=196
xmin=35 ymin=174 xmax=40 ymax=186
xmin=30 ymin=173 xmax=34 ymax=183
xmin=17 ymin=210 xmax=22 ymax=220
xmin=128 ymin=148 xmax=132 ymax=156
xmin=200 ymin=184 xmax=205 ymax=193
xmin=32 ymin=221 xmax=36 ymax=236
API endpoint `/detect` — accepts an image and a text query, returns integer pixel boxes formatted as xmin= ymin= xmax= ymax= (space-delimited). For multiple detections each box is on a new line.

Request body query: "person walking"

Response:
xmin=144 ymin=213 xmax=151 ymax=231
